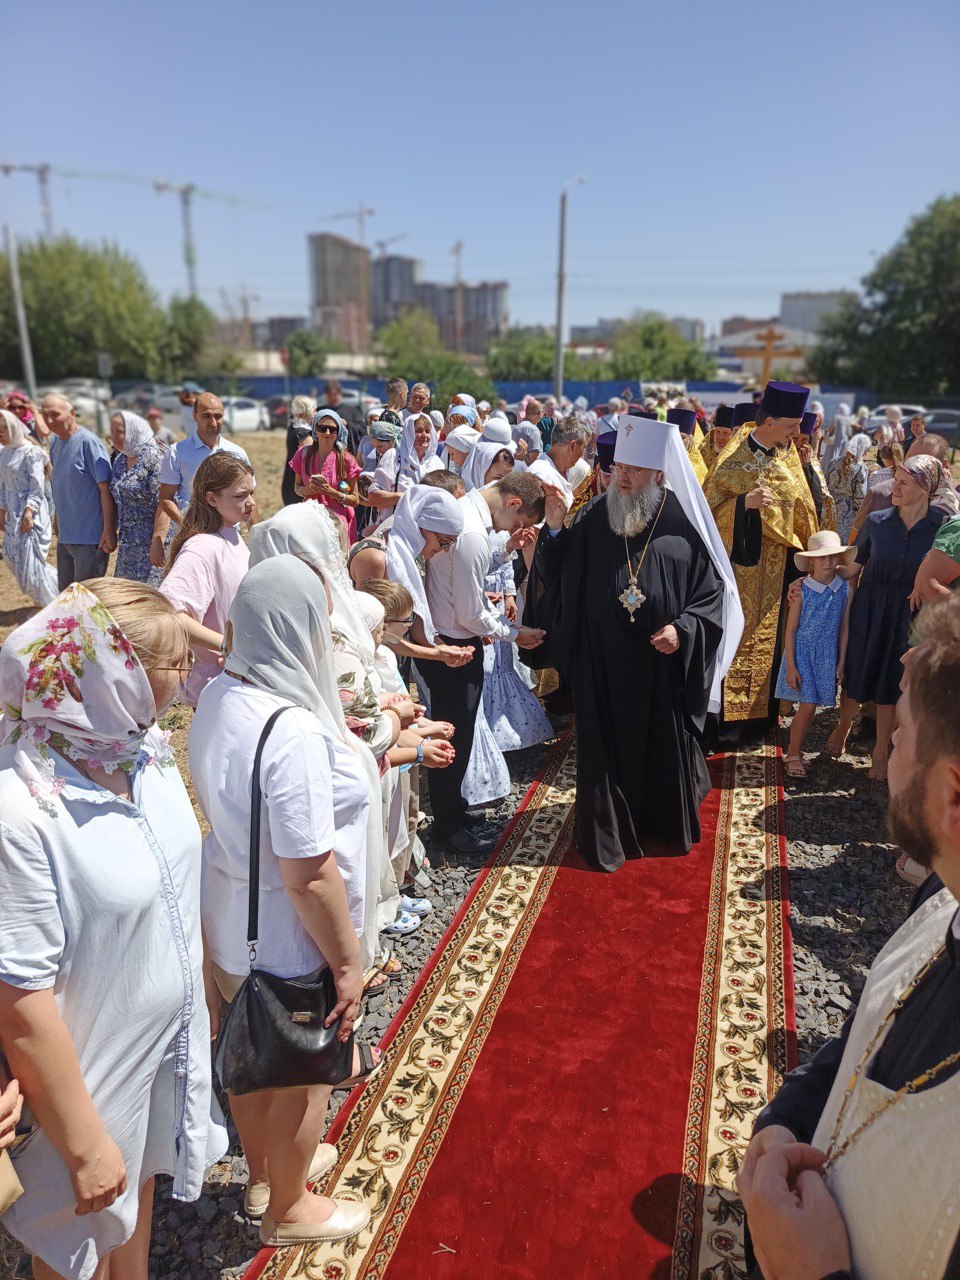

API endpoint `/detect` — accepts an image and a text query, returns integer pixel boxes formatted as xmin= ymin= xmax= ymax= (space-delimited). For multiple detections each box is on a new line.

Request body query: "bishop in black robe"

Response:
xmin=525 ymin=487 xmax=725 ymax=872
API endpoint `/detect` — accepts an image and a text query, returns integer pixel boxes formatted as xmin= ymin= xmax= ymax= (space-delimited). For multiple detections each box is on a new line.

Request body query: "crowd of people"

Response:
xmin=0 ymin=373 xmax=958 ymax=1278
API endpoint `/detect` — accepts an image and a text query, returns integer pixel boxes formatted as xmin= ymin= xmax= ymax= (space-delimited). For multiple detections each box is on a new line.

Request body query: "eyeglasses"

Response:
xmin=388 ymin=616 xmax=414 ymax=626
xmin=315 ymin=425 xmax=339 ymax=436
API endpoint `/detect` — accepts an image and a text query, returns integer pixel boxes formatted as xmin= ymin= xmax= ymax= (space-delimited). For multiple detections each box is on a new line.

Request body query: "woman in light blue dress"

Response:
xmin=0 ymin=408 xmax=58 ymax=606
xmin=109 ymin=411 xmax=164 ymax=586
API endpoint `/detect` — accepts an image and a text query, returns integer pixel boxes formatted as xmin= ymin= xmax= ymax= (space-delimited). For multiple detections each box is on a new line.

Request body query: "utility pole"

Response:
xmin=450 ymin=240 xmax=464 ymax=351
xmin=155 ymin=182 xmax=198 ymax=297
xmin=4 ymin=224 xmax=38 ymax=399
xmin=553 ymin=177 xmax=585 ymax=402
xmin=1 ymin=163 xmax=54 ymax=238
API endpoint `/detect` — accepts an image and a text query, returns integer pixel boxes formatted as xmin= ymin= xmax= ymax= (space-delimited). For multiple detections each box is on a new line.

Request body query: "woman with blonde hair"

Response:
xmin=160 ymin=452 xmax=255 ymax=706
xmin=0 ymin=578 xmax=225 ymax=1278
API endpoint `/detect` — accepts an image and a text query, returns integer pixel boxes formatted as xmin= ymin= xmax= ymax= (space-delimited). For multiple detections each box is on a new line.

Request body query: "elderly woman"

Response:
xmin=108 ymin=411 xmax=165 ymax=585
xmin=826 ymin=435 xmax=870 ymax=542
xmin=367 ymin=414 xmax=444 ymax=515
xmin=441 ymin=423 xmax=480 ymax=473
xmin=0 ymin=408 xmax=58 ymax=605
xmin=0 ymin=579 xmax=225 ymax=1279
xmin=190 ymin=557 xmax=378 ymax=1246
xmin=290 ymin=409 xmax=362 ymax=543
xmin=829 ymin=456 xmax=946 ymax=778
xmin=281 ymin=394 xmax=317 ymax=506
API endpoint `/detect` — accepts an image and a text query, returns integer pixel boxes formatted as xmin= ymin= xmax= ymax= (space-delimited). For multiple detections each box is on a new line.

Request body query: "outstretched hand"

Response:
xmin=650 ymin=624 xmax=679 ymax=654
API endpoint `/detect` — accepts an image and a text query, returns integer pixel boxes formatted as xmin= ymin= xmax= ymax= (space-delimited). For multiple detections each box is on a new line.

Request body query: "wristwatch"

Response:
xmin=415 ymin=742 xmax=424 ymax=765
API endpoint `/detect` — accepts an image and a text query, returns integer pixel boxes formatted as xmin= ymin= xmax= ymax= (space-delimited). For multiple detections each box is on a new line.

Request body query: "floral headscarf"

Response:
xmin=901 ymin=455 xmax=960 ymax=515
xmin=0 ymin=583 xmax=164 ymax=813
xmin=118 ymin=410 xmax=157 ymax=459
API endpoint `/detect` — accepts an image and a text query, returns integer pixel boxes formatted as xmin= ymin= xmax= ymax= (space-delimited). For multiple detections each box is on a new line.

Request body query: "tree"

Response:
xmin=0 ymin=235 xmax=167 ymax=380
xmin=286 ymin=327 xmax=330 ymax=378
xmin=607 ymin=314 xmax=715 ymax=382
xmin=486 ymin=327 xmax=555 ymax=381
xmin=162 ymin=295 xmax=219 ymax=381
xmin=807 ymin=195 xmax=960 ymax=397
xmin=374 ymin=308 xmax=495 ymax=407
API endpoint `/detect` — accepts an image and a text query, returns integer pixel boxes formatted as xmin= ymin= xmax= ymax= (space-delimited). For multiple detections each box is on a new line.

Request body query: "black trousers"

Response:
xmin=415 ymin=637 xmax=484 ymax=835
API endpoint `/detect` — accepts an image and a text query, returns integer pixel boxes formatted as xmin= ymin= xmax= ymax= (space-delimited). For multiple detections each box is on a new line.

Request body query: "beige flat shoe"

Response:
xmin=244 ymin=1142 xmax=339 ymax=1219
xmin=259 ymin=1198 xmax=370 ymax=1245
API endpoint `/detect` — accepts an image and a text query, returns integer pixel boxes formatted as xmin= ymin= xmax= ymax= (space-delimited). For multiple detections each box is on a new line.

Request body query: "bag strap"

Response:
xmin=247 ymin=705 xmax=292 ymax=955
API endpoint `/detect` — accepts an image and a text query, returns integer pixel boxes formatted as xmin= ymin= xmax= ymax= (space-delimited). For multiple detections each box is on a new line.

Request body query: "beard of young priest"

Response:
xmin=525 ymin=418 xmax=741 ymax=872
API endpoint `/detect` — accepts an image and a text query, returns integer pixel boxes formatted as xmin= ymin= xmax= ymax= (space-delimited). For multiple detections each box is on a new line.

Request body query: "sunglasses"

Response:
xmin=315 ymin=425 xmax=339 ymax=436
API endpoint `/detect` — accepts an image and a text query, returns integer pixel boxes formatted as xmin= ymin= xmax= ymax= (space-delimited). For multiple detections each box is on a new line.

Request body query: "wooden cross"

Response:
xmin=733 ymin=325 xmax=806 ymax=385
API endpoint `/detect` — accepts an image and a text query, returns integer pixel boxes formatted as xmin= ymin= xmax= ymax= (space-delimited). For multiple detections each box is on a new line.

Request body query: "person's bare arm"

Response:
xmin=278 ymin=853 xmax=364 ymax=1040
xmin=151 ymin=483 xmax=181 ymax=568
xmin=0 ymin=983 xmax=127 ymax=1214
xmin=783 ymin=593 xmax=803 ymax=691
xmin=837 ymin=582 xmax=855 ymax=682
xmin=910 ymin=548 xmax=960 ymax=609
xmin=97 ymin=482 xmax=117 ymax=553
xmin=368 ymin=487 xmax=402 ymax=510
xmin=177 ymin=614 xmax=224 ymax=655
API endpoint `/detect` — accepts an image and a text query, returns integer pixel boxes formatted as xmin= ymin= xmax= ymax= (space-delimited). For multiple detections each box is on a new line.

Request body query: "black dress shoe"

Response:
xmin=442 ymin=826 xmax=499 ymax=855
xmin=462 ymin=809 xmax=493 ymax=827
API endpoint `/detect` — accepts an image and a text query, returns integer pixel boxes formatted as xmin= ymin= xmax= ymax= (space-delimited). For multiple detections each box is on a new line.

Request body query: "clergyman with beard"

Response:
xmin=738 ymin=591 xmax=960 ymax=1280
xmin=523 ymin=419 xmax=742 ymax=871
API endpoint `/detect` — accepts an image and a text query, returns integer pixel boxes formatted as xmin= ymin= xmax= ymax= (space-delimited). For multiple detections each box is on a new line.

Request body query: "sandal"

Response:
xmin=400 ymin=893 xmax=433 ymax=919
xmin=895 ymin=853 xmax=930 ymax=887
xmin=784 ymin=755 xmax=807 ymax=779
xmin=382 ymin=910 xmax=421 ymax=936
xmin=363 ymin=948 xmax=402 ymax=994
xmin=333 ymin=1043 xmax=384 ymax=1091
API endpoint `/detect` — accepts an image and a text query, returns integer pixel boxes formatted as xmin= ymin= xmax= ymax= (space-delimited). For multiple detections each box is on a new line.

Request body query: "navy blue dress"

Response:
xmin=844 ymin=506 xmax=944 ymax=704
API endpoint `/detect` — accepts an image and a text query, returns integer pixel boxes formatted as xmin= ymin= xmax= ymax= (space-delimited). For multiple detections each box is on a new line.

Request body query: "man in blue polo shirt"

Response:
xmin=44 ymin=394 xmax=116 ymax=589
xmin=150 ymin=392 xmax=251 ymax=568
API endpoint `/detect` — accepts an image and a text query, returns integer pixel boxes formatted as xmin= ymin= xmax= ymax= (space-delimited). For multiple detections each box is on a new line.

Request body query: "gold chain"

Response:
xmin=623 ymin=494 xmax=666 ymax=590
xmin=824 ymin=944 xmax=954 ymax=1170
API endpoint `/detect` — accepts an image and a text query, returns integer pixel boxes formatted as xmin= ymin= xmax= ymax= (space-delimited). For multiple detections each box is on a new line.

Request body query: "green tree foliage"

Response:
xmin=807 ymin=196 xmax=960 ymax=396
xmin=487 ymin=327 xmax=555 ymax=381
xmin=285 ymin=327 xmax=330 ymax=378
xmin=0 ymin=235 xmax=168 ymax=380
xmin=162 ymin=295 xmax=219 ymax=380
xmin=374 ymin=308 xmax=496 ymax=407
xmin=607 ymin=314 xmax=715 ymax=382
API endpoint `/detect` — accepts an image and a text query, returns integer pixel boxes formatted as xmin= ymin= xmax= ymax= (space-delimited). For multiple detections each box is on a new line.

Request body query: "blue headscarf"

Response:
xmin=313 ymin=408 xmax=348 ymax=450
xmin=447 ymin=405 xmax=478 ymax=428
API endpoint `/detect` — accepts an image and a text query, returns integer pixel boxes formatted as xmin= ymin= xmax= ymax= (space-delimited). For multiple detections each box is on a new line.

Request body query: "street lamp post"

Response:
xmin=553 ymin=176 xmax=585 ymax=403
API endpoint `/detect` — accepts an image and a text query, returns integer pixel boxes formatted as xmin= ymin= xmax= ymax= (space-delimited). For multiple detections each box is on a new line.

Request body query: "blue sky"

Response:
xmin=6 ymin=0 xmax=959 ymax=335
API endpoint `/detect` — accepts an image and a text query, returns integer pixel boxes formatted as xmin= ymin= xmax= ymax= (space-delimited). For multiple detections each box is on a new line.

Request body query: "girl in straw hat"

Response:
xmin=775 ymin=531 xmax=857 ymax=778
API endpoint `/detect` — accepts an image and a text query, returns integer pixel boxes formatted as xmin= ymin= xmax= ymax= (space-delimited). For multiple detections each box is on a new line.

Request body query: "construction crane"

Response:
xmin=318 ymin=205 xmax=376 ymax=352
xmin=373 ymin=232 xmax=408 ymax=258
xmin=1 ymin=163 xmax=267 ymax=298
xmin=450 ymin=240 xmax=464 ymax=351
xmin=0 ymin=163 xmax=54 ymax=238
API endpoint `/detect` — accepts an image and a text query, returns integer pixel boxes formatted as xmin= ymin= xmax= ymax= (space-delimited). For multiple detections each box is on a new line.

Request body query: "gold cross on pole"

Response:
xmin=733 ymin=325 xmax=806 ymax=385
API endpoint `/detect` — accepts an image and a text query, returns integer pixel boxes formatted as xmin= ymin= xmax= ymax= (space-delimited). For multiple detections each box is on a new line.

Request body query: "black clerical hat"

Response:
xmin=666 ymin=407 xmax=697 ymax=434
xmin=714 ymin=404 xmax=735 ymax=429
xmin=596 ymin=431 xmax=617 ymax=473
xmin=732 ymin=402 xmax=755 ymax=427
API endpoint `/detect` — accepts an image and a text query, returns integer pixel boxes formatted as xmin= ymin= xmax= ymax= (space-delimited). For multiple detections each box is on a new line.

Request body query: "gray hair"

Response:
xmin=410 ymin=382 xmax=430 ymax=398
xmin=290 ymin=394 xmax=317 ymax=422
xmin=607 ymin=397 xmax=624 ymax=413
xmin=550 ymin=415 xmax=592 ymax=448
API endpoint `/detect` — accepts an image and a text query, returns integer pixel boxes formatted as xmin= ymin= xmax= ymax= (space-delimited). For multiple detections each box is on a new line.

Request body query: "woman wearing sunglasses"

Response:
xmin=289 ymin=410 xmax=362 ymax=544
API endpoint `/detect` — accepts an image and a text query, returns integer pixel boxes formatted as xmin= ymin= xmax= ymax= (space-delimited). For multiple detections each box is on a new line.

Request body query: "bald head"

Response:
xmin=349 ymin=545 xmax=387 ymax=586
xmin=907 ymin=433 xmax=949 ymax=463
xmin=41 ymin=393 xmax=77 ymax=439
xmin=194 ymin=393 xmax=225 ymax=444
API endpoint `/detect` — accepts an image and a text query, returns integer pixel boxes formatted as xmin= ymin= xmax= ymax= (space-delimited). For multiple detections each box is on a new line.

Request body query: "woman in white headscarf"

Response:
xmin=108 ymin=410 xmax=165 ymax=585
xmin=247 ymin=504 xmax=403 ymax=951
xmin=826 ymin=433 xmax=871 ymax=541
xmin=459 ymin=440 xmax=515 ymax=493
xmin=396 ymin=412 xmax=444 ymax=486
xmin=0 ymin=408 xmax=58 ymax=605
xmin=190 ymin=556 xmax=378 ymax=1246
xmin=385 ymin=487 xmax=464 ymax=644
xmin=442 ymin=423 xmax=480 ymax=474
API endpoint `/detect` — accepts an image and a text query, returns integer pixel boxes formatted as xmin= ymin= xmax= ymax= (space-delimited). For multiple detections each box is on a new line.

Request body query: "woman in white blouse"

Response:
xmin=0 ymin=578 xmax=225 ymax=1280
xmin=190 ymin=555 xmax=380 ymax=1247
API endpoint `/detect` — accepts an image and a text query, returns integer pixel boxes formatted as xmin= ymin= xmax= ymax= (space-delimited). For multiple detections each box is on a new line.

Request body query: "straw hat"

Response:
xmin=794 ymin=529 xmax=856 ymax=572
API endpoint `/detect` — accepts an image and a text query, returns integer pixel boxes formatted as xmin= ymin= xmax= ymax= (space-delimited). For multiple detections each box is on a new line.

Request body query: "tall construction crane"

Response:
xmin=450 ymin=240 xmax=464 ymax=351
xmin=0 ymin=163 xmax=54 ymax=238
xmin=318 ymin=204 xmax=376 ymax=352
xmin=1 ymin=163 xmax=267 ymax=298
xmin=373 ymin=232 xmax=408 ymax=258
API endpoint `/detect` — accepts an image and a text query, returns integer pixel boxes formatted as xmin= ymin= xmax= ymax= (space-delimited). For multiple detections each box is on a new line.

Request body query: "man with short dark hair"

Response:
xmin=44 ymin=394 xmax=116 ymax=589
xmin=739 ymin=592 xmax=960 ymax=1280
xmin=418 ymin=469 xmax=465 ymax=499
xmin=384 ymin=377 xmax=409 ymax=416
xmin=418 ymin=473 xmax=546 ymax=853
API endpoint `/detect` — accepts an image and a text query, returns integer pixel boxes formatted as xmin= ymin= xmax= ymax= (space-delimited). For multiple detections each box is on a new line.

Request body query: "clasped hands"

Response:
xmin=736 ymin=1125 xmax=851 ymax=1280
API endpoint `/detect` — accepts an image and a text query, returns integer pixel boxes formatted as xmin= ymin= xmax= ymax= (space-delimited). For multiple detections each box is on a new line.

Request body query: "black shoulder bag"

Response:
xmin=213 ymin=706 xmax=355 ymax=1095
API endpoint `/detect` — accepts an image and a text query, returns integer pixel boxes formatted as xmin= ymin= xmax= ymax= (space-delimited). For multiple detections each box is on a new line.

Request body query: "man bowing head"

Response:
xmin=526 ymin=418 xmax=743 ymax=872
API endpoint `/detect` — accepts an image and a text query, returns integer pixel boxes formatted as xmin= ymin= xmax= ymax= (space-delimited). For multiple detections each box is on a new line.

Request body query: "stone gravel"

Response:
xmin=0 ymin=723 xmax=917 ymax=1279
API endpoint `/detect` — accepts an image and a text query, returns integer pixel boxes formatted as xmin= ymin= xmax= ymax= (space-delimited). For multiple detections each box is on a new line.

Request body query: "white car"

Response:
xmin=221 ymin=395 xmax=269 ymax=433
xmin=58 ymin=377 xmax=113 ymax=403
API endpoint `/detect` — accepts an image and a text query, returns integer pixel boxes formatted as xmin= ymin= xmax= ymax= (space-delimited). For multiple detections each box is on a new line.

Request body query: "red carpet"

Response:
xmin=244 ymin=732 xmax=794 ymax=1280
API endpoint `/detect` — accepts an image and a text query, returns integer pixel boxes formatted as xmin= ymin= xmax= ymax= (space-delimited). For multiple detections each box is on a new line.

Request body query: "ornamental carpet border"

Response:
xmin=671 ymin=739 xmax=795 ymax=1280
xmin=244 ymin=732 xmax=792 ymax=1280
xmin=243 ymin=730 xmax=578 ymax=1280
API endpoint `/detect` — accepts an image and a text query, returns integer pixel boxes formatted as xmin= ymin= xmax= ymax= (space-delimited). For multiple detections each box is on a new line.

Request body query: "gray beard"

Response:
xmin=606 ymin=481 xmax=663 ymax=538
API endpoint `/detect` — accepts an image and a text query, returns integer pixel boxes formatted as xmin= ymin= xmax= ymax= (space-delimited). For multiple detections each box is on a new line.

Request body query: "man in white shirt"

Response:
xmin=419 ymin=472 xmax=546 ymax=853
xmin=151 ymin=393 xmax=252 ymax=568
xmin=527 ymin=416 xmax=592 ymax=511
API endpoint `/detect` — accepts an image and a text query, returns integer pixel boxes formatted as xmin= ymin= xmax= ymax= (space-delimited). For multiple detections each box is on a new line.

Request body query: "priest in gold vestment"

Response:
xmin=704 ymin=381 xmax=819 ymax=742
xmin=699 ymin=404 xmax=737 ymax=479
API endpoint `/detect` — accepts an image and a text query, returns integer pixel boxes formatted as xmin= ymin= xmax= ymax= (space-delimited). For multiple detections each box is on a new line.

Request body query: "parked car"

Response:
xmin=58 ymin=377 xmax=113 ymax=403
xmin=220 ymin=395 xmax=269 ymax=433
xmin=925 ymin=409 xmax=960 ymax=451
xmin=336 ymin=388 xmax=382 ymax=416
xmin=114 ymin=382 xmax=175 ymax=412
xmin=867 ymin=403 xmax=927 ymax=432
xmin=265 ymin=395 xmax=291 ymax=430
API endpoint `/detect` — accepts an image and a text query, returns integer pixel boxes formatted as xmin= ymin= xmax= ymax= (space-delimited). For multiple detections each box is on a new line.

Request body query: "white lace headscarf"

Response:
xmin=385 ymin=487 xmax=464 ymax=642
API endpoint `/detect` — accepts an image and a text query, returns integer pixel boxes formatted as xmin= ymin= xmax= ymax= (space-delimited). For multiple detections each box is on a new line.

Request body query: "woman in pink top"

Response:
xmin=161 ymin=452 xmax=255 ymax=705
xmin=290 ymin=409 xmax=362 ymax=543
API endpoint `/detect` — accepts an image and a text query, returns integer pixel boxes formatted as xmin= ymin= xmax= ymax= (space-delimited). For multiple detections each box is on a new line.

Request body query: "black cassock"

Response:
xmin=524 ymin=489 xmax=725 ymax=872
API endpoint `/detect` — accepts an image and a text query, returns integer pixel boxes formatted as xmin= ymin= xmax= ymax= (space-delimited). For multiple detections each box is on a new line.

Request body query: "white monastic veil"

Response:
xmin=617 ymin=419 xmax=744 ymax=714
xmin=247 ymin=504 xmax=399 ymax=966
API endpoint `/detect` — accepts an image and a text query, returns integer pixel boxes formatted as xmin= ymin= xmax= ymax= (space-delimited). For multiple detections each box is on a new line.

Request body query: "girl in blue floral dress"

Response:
xmin=109 ymin=411 xmax=164 ymax=585
xmin=775 ymin=531 xmax=857 ymax=779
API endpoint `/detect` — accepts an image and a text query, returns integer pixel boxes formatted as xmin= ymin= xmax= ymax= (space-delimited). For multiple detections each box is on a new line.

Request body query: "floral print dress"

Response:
xmin=0 ymin=442 xmax=59 ymax=606
xmin=825 ymin=457 xmax=868 ymax=543
xmin=111 ymin=443 xmax=164 ymax=585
